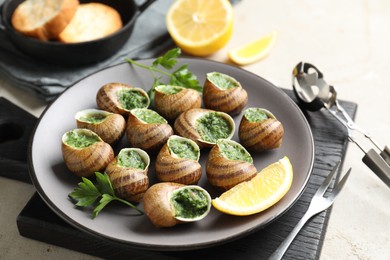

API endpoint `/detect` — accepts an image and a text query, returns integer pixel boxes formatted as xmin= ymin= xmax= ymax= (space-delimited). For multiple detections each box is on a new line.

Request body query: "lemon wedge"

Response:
xmin=228 ymin=31 xmax=277 ymax=65
xmin=166 ymin=0 xmax=234 ymax=56
xmin=212 ymin=156 xmax=293 ymax=216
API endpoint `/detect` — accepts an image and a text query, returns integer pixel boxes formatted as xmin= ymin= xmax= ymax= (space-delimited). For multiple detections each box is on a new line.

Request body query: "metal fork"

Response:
xmin=269 ymin=161 xmax=352 ymax=260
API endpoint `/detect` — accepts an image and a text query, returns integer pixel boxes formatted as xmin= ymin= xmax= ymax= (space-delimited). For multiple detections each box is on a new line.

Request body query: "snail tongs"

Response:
xmin=292 ymin=61 xmax=390 ymax=188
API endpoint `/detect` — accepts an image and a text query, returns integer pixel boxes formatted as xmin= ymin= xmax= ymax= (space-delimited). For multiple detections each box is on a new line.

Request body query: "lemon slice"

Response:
xmin=212 ymin=156 xmax=293 ymax=216
xmin=166 ymin=0 xmax=234 ymax=56
xmin=228 ymin=31 xmax=277 ymax=65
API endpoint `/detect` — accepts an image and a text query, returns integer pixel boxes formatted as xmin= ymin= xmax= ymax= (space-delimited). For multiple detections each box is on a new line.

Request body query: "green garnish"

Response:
xmin=217 ymin=140 xmax=253 ymax=163
xmin=244 ymin=108 xmax=270 ymax=122
xmin=117 ymin=150 xmax=147 ymax=170
xmin=131 ymin=108 xmax=167 ymax=124
xmin=68 ymin=172 xmax=144 ymax=219
xmin=168 ymin=138 xmax=199 ymax=161
xmin=155 ymin=85 xmax=184 ymax=95
xmin=207 ymin=72 xmax=239 ymax=90
xmin=196 ymin=112 xmax=232 ymax=143
xmin=117 ymin=89 xmax=149 ymax=110
xmin=78 ymin=113 xmax=107 ymax=124
xmin=126 ymin=48 xmax=202 ymax=105
xmin=64 ymin=130 xmax=100 ymax=148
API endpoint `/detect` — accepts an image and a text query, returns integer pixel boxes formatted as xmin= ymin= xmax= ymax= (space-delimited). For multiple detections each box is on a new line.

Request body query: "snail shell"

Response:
xmin=105 ymin=148 xmax=150 ymax=202
xmin=126 ymin=108 xmax=173 ymax=153
xmin=96 ymin=82 xmax=150 ymax=117
xmin=238 ymin=108 xmax=284 ymax=152
xmin=173 ymin=108 xmax=235 ymax=149
xmin=156 ymin=135 xmax=202 ymax=185
xmin=206 ymin=139 xmax=257 ymax=191
xmin=203 ymin=72 xmax=248 ymax=116
xmin=154 ymin=85 xmax=202 ymax=122
xmin=75 ymin=109 xmax=126 ymax=145
xmin=61 ymin=128 xmax=114 ymax=177
xmin=143 ymin=183 xmax=211 ymax=228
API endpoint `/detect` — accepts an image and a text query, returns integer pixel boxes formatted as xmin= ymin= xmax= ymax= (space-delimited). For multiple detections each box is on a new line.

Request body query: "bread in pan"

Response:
xmin=11 ymin=0 xmax=79 ymax=40
xmin=58 ymin=3 xmax=123 ymax=43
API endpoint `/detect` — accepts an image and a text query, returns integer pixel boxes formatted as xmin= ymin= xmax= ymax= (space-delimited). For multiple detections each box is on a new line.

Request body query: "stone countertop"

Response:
xmin=1 ymin=1 xmax=389 ymax=259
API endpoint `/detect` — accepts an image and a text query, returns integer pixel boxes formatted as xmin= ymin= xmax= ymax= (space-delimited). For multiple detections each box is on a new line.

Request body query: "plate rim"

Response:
xmin=28 ymin=57 xmax=314 ymax=251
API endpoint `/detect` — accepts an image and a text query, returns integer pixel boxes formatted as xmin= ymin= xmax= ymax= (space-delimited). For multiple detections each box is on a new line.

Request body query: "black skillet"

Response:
xmin=0 ymin=0 xmax=156 ymax=66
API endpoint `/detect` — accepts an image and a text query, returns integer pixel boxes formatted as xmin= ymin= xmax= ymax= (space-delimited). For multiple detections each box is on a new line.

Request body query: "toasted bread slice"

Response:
xmin=11 ymin=0 xmax=79 ymax=41
xmin=58 ymin=3 xmax=123 ymax=43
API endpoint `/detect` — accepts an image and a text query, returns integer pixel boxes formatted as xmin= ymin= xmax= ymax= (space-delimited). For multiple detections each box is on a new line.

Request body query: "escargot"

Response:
xmin=96 ymin=82 xmax=150 ymax=116
xmin=173 ymin=108 xmax=235 ymax=149
xmin=238 ymin=107 xmax=284 ymax=152
xmin=61 ymin=128 xmax=114 ymax=177
xmin=156 ymin=135 xmax=202 ymax=185
xmin=75 ymin=108 xmax=126 ymax=145
xmin=105 ymin=148 xmax=149 ymax=202
xmin=126 ymin=108 xmax=173 ymax=153
xmin=206 ymin=139 xmax=257 ymax=191
xmin=203 ymin=72 xmax=248 ymax=116
xmin=143 ymin=182 xmax=211 ymax=228
xmin=154 ymin=85 xmax=202 ymax=121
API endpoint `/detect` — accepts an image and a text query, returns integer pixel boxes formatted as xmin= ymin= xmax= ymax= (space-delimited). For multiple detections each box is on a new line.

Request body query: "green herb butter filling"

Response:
xmin=117 ymin=89 xmax=149 ymax=110
xmin=196 ymin=112 xmax=232 ymax=143
xmin=117 ymin=149 xmax=147 ymax=169
xmin=156 ymin=85 xmax=184 ymax=95
xmin=217 ymin=140 xmax=253 ymax=163
xmin=244 ymin=108 xmax=270 ymax=122
xmin=132 ymin=108 xmax=167 ymax=124
xmin=64 ymin=130 xmax=100 ymax=148
xmin=168 ymin=137 xmax=199 ymax=161
xmin=207 ymin=72 xmax=240 ymax=90
xmin=171 ymin=187 xmax=210 ymax=219
xmin=78 ymin=112 xmax=108 ymax=124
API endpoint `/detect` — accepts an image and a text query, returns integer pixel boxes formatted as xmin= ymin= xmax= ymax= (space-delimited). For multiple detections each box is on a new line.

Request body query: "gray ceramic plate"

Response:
xmin=29 ymin=58 xmax=314 ymax=251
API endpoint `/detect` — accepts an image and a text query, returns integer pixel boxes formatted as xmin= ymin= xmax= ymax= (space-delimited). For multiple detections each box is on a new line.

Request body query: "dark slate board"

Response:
xmin=0 ymin=89 xmax=357 ymax=259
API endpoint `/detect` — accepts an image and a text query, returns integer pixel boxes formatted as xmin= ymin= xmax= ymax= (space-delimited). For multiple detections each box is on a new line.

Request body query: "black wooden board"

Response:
xmin=0 ymin=89 xmax=357 ymax=259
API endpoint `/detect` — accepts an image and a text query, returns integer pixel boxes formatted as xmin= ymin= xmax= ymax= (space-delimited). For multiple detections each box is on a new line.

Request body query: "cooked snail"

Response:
xmin=156 ymin=135 xmax=201 ymax=185
xmin=96 ymin=82 xmax=150 ymax=117
xmin=206 ymin=139 xmax=257 ymax=191
xmin=203 ymin=72 xmax=248 ymax=116
xmin=126 ymin=108 xmax=173 ymax=153
xmin=143 ymin=182 xmax=211 ymax=228
xmin=75 ymin=109 xmax=126 ymax=145
xmin=173 ymin=108 xmax=235 ymax=149
xmin=154 ymin=85 xmax=202 ymax=121
xmin=238 ymin=107 xmax=284 ymax=152
xmin=105 ymin=148 xmax=150 ymax=202
xmin=61 ymin=128 xmax=114 ymax=177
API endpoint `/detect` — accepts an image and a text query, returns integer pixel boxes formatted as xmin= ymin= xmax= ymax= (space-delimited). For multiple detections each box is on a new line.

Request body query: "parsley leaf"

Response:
xmin=69 ymin=172 xmax=144 ymax=219
xmin=125 ymin=47 xmax=202 ymax=106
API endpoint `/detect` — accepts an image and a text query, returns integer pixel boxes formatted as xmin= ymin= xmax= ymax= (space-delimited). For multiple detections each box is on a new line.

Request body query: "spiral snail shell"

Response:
xmin=126 ymin=108 xmax=173 ymax=153
xmin=206 ymin=139 xmax=257 ymax=191
xmin=238 ymin=107 xmax=284 ymax=152
xmin=96 ymin=82 xmax=150 ymax=117
xmin=105 ymin=148 xmax=150 ymax=202
xmin=75 ymin=109 xmax=126 ymax=145
xmin=203 ymin=72 xmax=248 ymax=116
xmin=154 ymin=85 xmax=202 ymax=121
xmin=173 ymin=108 xmax=235 ymax=149
xmin=61 ymin=128 xmax=114 ymax=177
xmin=156 ymin=135 xmax=202 ymax=185
xmin=143 ymin=182 xmax=211 ymax=228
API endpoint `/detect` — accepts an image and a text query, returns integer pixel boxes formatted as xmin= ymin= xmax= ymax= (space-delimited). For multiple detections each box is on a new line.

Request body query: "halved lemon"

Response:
xmin=166 ymin=0 xmax=234 ymax=56
xmin=212 ymin=156 xmax=293 ymax=216
xmin=228 ymin=31 xmax=277 ymax=65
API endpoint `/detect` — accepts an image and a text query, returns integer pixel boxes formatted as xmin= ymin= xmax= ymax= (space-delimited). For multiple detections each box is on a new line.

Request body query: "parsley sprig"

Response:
xmin=125 ymin=48 xmax=202 ymax=105
xmin=68 ymin=172 xmax=143 ymax=219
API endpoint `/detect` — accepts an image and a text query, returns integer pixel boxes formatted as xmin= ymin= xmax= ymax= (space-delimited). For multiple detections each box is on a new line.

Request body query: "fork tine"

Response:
xmin=315 ymin=160 xmax=341 ymax=197
xmin=326 ymin=167 xmax=352 ymax=202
